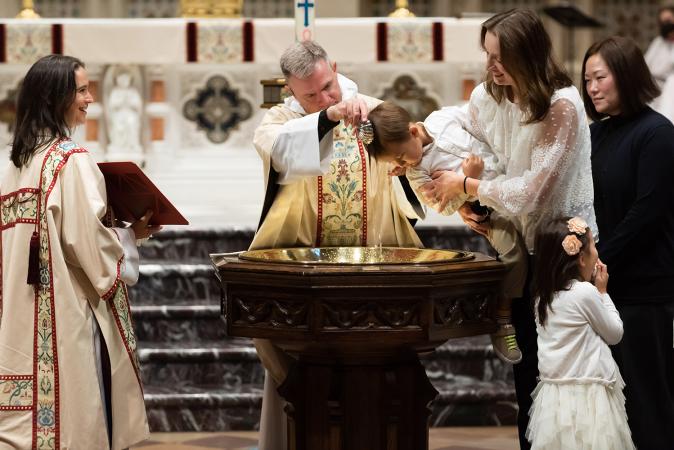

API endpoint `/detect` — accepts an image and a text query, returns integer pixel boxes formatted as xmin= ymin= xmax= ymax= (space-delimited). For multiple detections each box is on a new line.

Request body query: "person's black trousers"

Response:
xmin=510 ymin=291 xmax=538 ymax=450
xmin=509 ymin=254 xmax=538 ymax=450
xmin=610 ymin=299 xmax=674 ymax=450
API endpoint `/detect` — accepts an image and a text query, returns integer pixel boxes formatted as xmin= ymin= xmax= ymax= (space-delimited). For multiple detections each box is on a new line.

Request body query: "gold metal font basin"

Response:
xmin=238 ymin=247 xmax=474 ymax=265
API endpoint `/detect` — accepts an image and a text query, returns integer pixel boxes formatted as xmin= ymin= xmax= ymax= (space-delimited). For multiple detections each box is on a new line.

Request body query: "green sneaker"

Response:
xmin=490 ymin=324 xmax=522 ymax=364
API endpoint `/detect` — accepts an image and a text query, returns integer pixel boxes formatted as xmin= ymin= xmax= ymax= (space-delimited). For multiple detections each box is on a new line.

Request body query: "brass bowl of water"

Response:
xmin=238 ymin=247 xmax=473 ymax=265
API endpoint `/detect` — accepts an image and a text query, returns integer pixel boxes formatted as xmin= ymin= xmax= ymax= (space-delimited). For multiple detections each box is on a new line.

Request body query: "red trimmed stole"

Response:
xmin=31 ymin=140 xmax=141 ymax=449
xmin=316 ymin=125 xmax=368 ymax=247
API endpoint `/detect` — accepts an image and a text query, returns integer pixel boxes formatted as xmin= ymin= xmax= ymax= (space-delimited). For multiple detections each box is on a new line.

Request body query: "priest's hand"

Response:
xmin=131 ymin=210 xmax=162 ymax=240
xmin=326 ymin=97 xmax=369 ymax=128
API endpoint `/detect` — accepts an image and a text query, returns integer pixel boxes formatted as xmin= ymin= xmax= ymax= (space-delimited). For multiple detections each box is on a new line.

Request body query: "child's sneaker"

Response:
xmin=490 ymin=324 xmax=522 ymax=364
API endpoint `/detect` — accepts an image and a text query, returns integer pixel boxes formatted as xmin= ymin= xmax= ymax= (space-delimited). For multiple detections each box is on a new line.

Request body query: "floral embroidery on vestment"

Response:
xmin=316 ymin=123 xmax=368 ymax=246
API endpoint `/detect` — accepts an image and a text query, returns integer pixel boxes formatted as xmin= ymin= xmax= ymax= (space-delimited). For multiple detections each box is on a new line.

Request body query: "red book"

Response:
xmin=98 ymin=161 xmax=189 ymax=226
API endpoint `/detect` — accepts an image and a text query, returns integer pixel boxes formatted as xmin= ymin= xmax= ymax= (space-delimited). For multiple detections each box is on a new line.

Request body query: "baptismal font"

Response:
xmin=212 ymin=247 xmax=504 ymax=450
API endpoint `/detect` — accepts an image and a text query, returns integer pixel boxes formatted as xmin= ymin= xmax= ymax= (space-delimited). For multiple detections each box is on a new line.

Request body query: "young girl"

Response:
xmin=361 ymin=101 xmax=528 ymax=364
xmin=527 ymin=217 xmax=634 ymax=449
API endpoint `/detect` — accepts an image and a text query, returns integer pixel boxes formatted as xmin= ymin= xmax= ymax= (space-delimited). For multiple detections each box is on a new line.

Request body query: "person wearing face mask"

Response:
xmin=419 ymin=9 xmax=597 ymax=449
xmin=0 ymin=55 xmax=159 ymax=449
xmin=583 ymin=35 xmax=674 ymax=449
xmin=645 ymin=5 xmax=674 ymax=122
xmin=251 ymin=40 xmax=423 ymax=450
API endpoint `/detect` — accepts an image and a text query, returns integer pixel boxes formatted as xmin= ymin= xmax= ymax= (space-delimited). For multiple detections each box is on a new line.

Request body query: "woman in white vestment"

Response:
xmin=0 ymin=55 xmax=159 ymax=450
xmin=420 ymin=9 xmax=596 ymax=449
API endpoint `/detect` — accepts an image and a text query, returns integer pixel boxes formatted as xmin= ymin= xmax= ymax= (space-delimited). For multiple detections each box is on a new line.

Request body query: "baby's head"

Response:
xmin=531 ymin=217 xmax=597 ymax=325
xmin=364 ymin=101 xmax=424 ymax=168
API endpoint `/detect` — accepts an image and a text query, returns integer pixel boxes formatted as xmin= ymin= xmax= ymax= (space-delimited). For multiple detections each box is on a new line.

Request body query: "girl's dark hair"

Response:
xmin=481 ymin=8 xmax=572 ymax=124
xmin=531 ymin=217 xmax=590 ymax=326
xmin=11 ymin=54 xmax=84 ymax=168
xmin=581 ymin=36 xmax=660 ymax=122
xmin=365 ymin=101 xmax=412 ymax=159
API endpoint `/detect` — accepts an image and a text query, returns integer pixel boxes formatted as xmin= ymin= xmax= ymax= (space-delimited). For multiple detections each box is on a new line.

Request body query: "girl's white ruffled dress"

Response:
xmin=527 ymin=280 xmax=635 ymax=450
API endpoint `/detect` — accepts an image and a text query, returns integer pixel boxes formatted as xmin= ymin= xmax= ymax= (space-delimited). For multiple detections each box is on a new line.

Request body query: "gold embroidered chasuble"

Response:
xmin=251 ymin=90 xmax=422 ymax=251
xmin=0 ymin=140 xmax=148 ymax=450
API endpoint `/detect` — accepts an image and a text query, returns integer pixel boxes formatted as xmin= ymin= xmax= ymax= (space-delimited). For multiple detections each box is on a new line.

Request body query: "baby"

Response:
xmin=362 ymin=101 xmax=528 ymax=364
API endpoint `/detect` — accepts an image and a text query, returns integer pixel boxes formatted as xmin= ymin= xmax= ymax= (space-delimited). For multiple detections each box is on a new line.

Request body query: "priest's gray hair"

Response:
xmin=280 ymin=41 xmax=330 ymax=79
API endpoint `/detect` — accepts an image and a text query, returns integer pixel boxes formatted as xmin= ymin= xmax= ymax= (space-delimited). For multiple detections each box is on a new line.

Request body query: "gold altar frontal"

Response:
xmin=211 ymin=247 xmax=505 ymax=450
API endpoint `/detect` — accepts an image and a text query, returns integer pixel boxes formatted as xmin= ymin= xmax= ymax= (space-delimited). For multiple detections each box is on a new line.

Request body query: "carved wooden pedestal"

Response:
xmin=211 ymin=251 xmax=504 ymax=450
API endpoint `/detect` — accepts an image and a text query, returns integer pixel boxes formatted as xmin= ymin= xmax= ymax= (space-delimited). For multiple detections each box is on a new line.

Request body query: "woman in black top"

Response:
xmin=582 ymin=36 xmax=674 ymax=449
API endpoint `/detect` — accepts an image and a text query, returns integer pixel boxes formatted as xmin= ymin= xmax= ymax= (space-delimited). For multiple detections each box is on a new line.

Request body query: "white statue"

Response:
xmin=105 ymin=68 xmax=144 ymax=162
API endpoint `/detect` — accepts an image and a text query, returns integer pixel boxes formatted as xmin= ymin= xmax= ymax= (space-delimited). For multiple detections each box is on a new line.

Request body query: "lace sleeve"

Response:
xmin=467 ymin=92 xmax=489 ymax=144
xmin=477 ymin=98 xmax=580 ymax=216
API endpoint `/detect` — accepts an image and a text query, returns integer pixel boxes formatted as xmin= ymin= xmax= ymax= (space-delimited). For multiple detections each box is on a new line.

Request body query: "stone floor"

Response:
xmin=132 ymin=427 xmax=519 ymax=449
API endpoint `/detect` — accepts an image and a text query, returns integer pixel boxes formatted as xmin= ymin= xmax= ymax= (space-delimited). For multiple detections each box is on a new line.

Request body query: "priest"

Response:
xmin=251 ymin=40 xmax=423 ymax=449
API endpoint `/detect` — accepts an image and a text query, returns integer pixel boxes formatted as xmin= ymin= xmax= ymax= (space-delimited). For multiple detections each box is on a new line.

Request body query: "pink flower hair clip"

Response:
xmin=562 ymin=234 xmax=583 ymax=256
xmin=567 ymin=217 xmax=588 ymax=235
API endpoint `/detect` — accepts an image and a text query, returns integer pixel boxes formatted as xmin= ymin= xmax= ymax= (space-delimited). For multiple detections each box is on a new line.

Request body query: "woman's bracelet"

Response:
xmin=463 ymin=176 xmax=469 ymax=195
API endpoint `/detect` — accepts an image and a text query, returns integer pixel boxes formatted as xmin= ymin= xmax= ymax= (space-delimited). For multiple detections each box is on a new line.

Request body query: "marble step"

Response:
xmin=422 ymin=336 xmax=514 ymax=384
xmin=131 ymin=304 xmax=227 ymax=342
xmin=144 ymin=383 xmax=262 ymax=432
xmin=430 ymin=377 xmax=517 ymax=427
xmin=128 ymin=263 xmax=221 ymax=306
xmin=138 ymin=227 xmax=493 ymax=263
xmin=139 ymin=229 xmax=254 ymax=263
xmin=143 ymin=376 xmax=516 ymax=432
xmin=137 ymin=336 xmax=512 ymax=390
xmin=138 ymin=342 xmax=264 ymax=388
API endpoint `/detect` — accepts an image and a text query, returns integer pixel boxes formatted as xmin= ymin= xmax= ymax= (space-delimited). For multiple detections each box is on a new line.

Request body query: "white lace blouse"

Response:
xmin=467 ymin=83 xmax=598 ymax=252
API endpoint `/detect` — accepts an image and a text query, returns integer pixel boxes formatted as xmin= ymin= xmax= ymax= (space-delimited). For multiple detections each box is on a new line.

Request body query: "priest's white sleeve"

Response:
xmin=112 ymin=227 xmax=140 ymax=286
xmin=270 ymin=112 xmax=334 ymax=184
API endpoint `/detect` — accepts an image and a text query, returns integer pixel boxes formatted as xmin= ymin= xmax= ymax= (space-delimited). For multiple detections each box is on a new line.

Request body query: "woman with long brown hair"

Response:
xmin=0 ymin=55 xmax=158 ymax=449
xmin=421 ymin=9 xmax=596 ymax=449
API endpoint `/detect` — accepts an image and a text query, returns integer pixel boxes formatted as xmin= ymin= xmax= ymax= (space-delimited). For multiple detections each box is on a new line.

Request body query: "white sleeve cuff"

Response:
xmin=271 ymin=112 xmax=333 ymax=184
xmin=113 ymin=227 xmax=140 ymax=286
